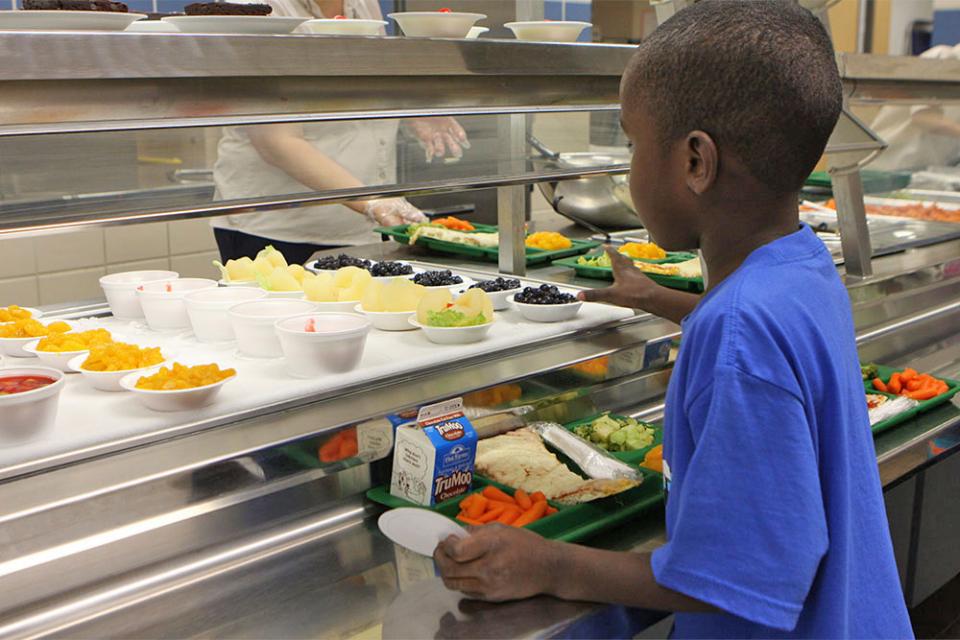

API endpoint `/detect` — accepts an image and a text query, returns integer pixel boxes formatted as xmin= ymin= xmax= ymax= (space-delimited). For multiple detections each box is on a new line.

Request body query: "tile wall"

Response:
xmin=0 ymin=220 xmax=220 ymax=307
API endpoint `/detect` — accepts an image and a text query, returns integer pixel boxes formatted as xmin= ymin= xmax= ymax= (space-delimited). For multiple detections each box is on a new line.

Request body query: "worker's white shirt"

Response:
xmin=212 ymin=0 xmax=399 ymax=246
xmin=869 ymin=45 xmax=960 ymax=173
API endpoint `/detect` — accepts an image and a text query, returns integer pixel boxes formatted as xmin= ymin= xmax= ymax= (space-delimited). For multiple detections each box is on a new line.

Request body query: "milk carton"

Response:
xmin=390 ymin=398 xmax=478 ymax=506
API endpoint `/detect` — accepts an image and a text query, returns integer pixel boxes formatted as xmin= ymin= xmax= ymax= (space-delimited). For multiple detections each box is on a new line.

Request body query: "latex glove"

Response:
xmin=364 ymin=198 xmax=427 ymax=226
xmin=407 ymin=117 xmax=470 ymax=163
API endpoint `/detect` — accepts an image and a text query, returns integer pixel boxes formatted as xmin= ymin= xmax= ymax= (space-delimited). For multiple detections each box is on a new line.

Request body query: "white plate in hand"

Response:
xmin=378 ymin=507 xmax=467 ymax=557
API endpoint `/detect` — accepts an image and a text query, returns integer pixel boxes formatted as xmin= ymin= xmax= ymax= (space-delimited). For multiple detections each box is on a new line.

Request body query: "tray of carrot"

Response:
xmin=367 ymin=469 xmax=663 ymax=544
xmin=865 ymin=364 xmax=960 ymax=435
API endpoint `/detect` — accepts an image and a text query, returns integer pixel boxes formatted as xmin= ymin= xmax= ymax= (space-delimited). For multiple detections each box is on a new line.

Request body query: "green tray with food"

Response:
xmin=553 ymin=245 xmax=704 ymax=293
xmin=374 ymin=219 xmax=599 ymax=266
xmin=863 ymin=364 xmax=960 ymax=435
xmin=368 ymin=470 xmax=662 ymax=544
xmin=370 ymin=423 xmax=664 ymax=544
xmin=564 ymin=412 xmax=663 ymax=468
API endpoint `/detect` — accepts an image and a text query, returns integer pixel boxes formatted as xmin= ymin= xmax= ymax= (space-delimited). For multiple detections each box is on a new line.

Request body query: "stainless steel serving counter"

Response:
xmin=1 ymin=216 xmax=958 ymax=639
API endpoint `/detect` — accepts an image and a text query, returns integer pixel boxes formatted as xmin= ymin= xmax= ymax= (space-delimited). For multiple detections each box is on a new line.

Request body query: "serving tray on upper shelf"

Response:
xmin=865 ymin=364 xmax=960 ymax=435
xmin=374 ymin=223 xmax=600 ymax=265
xmin=553 ymin=251 xmax=704 ymax=293
xmin=367 ymin=469 xmax=663 ymax=544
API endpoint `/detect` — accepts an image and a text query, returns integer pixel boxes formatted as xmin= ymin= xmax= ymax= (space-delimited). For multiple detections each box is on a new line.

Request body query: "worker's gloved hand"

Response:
xmin=364 ymin=198 xmax=428 ymax=227
xmin=407 ymin=117 xmax=471 ymax=163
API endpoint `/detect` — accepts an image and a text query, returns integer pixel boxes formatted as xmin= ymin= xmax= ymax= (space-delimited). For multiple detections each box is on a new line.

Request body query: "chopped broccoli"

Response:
xmin=861 ymin=364 xmax=879 ymax=381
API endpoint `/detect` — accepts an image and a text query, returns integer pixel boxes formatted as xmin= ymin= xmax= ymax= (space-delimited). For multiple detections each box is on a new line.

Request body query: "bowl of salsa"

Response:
xmin=0 ymin=366 xmax=65 ymax=443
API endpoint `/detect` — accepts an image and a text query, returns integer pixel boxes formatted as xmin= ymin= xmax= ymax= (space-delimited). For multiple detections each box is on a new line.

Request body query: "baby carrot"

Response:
xmin=906 ymin=379 xmax=923 ymax=392
xmin=496 ymin=507 xmax=522 ymax=525
xmin=477 ymin=504 xmax=506 ymax=523
xmin=888 ymin=373 xmax=902 ymax=395
xmin=512 ymin=500 xmax=547 ymax=528
xmin=456 ymin=515 xmax=484 ymax=526
xmin=872 ymin=378 xmax=888 ymax=393
xmin=545 ymin=506 xmax=558 ymax=516
xmin=483 ymin=486 xmax=517 ymax=505
xmin=901 ymin=368 xmax=918 ymax=381
xmin=466 ymin=494 xmax=488 ymax=519
xmin=514 ymin=489 xmax=533 ymax=511
xmin=459 ymin=494 xmax=477 ymax=511
xmin=530 ymin=491 xmax=547 ymax=503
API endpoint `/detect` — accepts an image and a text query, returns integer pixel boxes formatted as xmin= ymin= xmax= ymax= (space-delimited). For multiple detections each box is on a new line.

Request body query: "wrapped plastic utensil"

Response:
xmin=528 ymin=421 xmax=643 ymax=482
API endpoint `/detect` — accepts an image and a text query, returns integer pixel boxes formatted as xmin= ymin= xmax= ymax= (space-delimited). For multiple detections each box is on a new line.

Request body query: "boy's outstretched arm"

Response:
xmin=434 ymin=524 xmax=715 ymax=613
xmin=578 ymin=247 xmax=700 ymax=325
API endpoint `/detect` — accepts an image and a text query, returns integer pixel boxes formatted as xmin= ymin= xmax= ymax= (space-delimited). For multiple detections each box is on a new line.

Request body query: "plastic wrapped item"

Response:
xmin=528 ymin=421 xmax=642 ymax=482
xmin=868 ymin=395 xmax=918 ymax=426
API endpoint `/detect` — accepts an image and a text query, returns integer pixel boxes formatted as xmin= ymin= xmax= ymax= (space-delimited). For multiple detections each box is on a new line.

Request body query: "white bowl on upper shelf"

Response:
xmin=162 ymin=15 xmax=308 ymax=34
xmin=0 ymin=366 xmax=65 ymax=443
xmin=387 ymin=11 xmax=485 ymax=38
xmin=504 ymin=20 xmax=591 ymax=43
xmin=0 ymin=319 xmax=74 ymax=358
xmin=301 ymin=17 xmax=386 ymax=35
xmin=68 ymin=351 xmax=168 ymax=392
xmin=509 ymin=295 xmax=582 ymax=323
xmin=408 ymin=317 xmax=493 ymax=344
xmin=184 ymin=286 xmax=267 ymax=343
xmin=125 ymin=19 xmax=180 ymax=32
xmin=466 ymin=26 xmax=488 ymax=39
xmin=22 ymin=339 xmax=88 ymax=372
xmin=228 ymin=298 xmax=317 ymax=358
xmin=353 ymin=304 xmax=417 ymax=332
xmin=137 ymin=278 xmax=218 ymax=331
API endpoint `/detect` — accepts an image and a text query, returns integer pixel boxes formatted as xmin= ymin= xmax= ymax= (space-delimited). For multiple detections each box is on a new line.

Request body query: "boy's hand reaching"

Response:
xmin=434 ymin=524 xmax=558 ymax=602
xmin=577 ymin=246 xmax=701 ymax=325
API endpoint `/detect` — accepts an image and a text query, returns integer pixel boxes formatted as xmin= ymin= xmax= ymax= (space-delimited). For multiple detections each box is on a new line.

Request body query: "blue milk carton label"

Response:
xmin=390 ymin=398 xmax=478 ymax=506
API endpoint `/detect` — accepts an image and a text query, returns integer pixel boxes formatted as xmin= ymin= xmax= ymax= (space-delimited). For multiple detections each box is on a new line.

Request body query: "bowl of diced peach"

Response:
xmin=120 ymin=362 xmax=236 ymax=411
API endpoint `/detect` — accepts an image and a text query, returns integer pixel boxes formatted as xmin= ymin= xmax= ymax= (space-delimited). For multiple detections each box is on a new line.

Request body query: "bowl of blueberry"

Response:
xmin=463 ymin=277 xmax=522 ymax=311
xmin=509 ymin=284 xmax=582 ymax=323
xmin=409 ymin=270 xmax=474 ymax=291
xmin=370 ymin=260 xmax=417 ymax=281
xmin=306 ymin=254 xmax=373 ymax=273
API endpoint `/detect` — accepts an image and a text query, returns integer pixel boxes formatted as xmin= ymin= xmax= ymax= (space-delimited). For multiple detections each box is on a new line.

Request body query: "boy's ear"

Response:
xmin=684 ymin=131 xmax=718 ymax=195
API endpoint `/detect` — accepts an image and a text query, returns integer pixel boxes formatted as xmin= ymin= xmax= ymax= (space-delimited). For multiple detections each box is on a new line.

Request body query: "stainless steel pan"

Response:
xmin=528 ymin=136 xmax=642 ymax=230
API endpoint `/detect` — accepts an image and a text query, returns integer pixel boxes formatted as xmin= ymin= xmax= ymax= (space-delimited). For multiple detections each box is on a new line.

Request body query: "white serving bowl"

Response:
xmin=408 ymin=317 xmax=493 ymax=344
xmin=388 ymin=11 xmax=485 ymax=38
xmin=310 ymin=299 xmax=364 ymax=313
xmin=218 ymin=278 xmax=258 ymax=287
xmin=119 ymin=367 xmax=236 ymax=412
xmin=0 ymin=366 xmax=65 ymax=444
xmin=466 ymin=26 xmax=488 ymax=38
xmin=275 ymin=313 xmax=371 ymax=377
xmin=0 ymin=306 xmax=43 ymax=321
xmin=228 ymin=299 xmax=317 ymax=358
xmin=504 ymin=20 xmax=591 ymax=42
xmin=125 ymin=19 xmax=179 ymax=32
xmin=184 ymin=286 xmax=267 ymax=343
xmin=262 ymin=290 xmax=307 ymax=299
xmin=161 ymin=15 xmax=308 ymax=34
xmin=0 ymin=320 xmax=73 ymax=358
xmin=23 ymin=340 xmax=87 ymax=372
xmin=100 ymin=270 xmax=180 ymax=320
xmin=301 ymin=18 xmax=386 ymax=35
xmin=409 ymin=274 xmax=474 ymax=292
xmin=68 ymin=352 xmax=168 ymax=392
xmin=354 ymin=304 xmax=416 ymax=332
xmin=509 ymin=295 xmax=582 ymax=322
xmin=456 ymin=284 xmax=521 ymax=311
xmin=138 ymin=278 xmax=218 ymax=331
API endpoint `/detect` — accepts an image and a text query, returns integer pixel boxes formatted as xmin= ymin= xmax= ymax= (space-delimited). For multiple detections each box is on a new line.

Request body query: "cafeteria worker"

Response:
xmin=212 ymin=0 xmax=468 ymax=265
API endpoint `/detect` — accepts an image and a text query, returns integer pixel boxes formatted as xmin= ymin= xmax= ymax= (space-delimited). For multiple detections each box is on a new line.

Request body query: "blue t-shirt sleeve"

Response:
xmin=651 ymin=365 xmax=828 ymax=631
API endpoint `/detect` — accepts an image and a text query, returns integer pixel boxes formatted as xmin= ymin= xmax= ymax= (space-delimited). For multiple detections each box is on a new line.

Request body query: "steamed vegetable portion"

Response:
xmin=573 ymin=413 xmax=656 ymax=452
xmin=455 ymin=486 xmax=557 ymax=527
xmin=870 ymin=367 xmax=951 ymax=401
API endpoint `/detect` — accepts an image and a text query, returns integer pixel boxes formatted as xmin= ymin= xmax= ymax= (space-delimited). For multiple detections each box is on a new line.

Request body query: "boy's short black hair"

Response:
xmin=623 ymin=0 xmax=843 ymax=193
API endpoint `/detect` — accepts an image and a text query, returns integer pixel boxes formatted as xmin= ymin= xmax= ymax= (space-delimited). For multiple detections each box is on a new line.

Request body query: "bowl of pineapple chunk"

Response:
xmin=120 ymin=362 xmax=236 ymax=412
xmin=303 ymin=266 xmax=375 ymax=312
xmin=355 ymin=278 xmax=428 ymax=331
xmin=409 ymin=288 xmax=495 ymax=344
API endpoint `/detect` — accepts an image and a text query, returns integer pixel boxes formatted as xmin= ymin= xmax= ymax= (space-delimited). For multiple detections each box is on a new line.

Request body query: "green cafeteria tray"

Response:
xmin=553 ymin=252 xmax=705 ymax=293
xmin=374 ymin=223 xmax=600 ymax=266
xmin=805 ymin=170 xmax=912 ymax=195
xmin=563 ymin=413 xmax=663 ymax=467
xmin=865 ymin=364 xmax=960 ymax=435
xmin=367 ymin=469 xmax=663 ymax=544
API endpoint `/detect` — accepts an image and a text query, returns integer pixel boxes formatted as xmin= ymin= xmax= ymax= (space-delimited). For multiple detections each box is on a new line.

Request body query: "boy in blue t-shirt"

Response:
xmin=434 ymin=1 xmax=913 ymax=637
